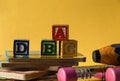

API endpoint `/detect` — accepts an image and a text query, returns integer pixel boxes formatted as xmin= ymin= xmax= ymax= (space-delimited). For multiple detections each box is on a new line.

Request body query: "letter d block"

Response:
xmin=14 ymin=40 xmax=29 ymax=58
xmin=62 ymin=40 xmax=77 ymax=57
xmin=41 ymin=40 xmax=57 ymax=56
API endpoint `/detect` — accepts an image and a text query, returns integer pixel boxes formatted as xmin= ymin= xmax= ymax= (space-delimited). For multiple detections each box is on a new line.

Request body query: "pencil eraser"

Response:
xmin=105 ymin=67 xmax=120 ymax=81
xmin=94 ymin=72 xmax=104 ymax=79
xmin=57 ymin=67 xmax=77 ymax=81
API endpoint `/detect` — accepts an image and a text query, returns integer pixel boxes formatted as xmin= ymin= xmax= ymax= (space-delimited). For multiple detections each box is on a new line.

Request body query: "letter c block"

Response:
xmin=62 ymin=40 xmax=77 ymax=57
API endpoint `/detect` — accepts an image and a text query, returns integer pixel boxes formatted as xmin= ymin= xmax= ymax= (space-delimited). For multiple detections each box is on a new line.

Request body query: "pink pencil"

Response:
xmin=57 ymin=65 xmax=113 ymax=81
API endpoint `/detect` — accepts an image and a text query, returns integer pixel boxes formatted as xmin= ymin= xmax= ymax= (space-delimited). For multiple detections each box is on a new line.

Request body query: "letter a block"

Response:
xmin=41 ymin=40 xmax=57 ymax=56
xmin=52 ymin=25 xmax=69 ymax=41
xmin=14 ymin=40 xmax=29 ymax=58
xmin=62 ymin=40 xmax=77 ymax=57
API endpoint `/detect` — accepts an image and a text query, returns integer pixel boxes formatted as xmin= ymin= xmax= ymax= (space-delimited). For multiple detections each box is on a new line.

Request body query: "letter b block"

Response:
xmin=41 ymin=40 xmax=57 ymax=56
xmin=14 ymin=40 xmax=29 ymax=58
xmin=62 ymin=40 xmax=77 ymax=57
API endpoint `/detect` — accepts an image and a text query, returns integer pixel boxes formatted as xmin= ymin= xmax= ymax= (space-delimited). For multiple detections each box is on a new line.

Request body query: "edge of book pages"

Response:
xmin=0 ymin=68 xmax=47 ymax=80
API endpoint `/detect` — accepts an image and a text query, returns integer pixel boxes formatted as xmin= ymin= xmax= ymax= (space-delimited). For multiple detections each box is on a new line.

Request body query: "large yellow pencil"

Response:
xmin=92 ymin=44 xmax=120 ymax=65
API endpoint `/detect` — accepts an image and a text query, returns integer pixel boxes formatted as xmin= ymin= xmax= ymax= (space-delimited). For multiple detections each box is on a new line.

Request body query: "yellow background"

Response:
xmin=0 ymin=0 xmax=120 ymax=65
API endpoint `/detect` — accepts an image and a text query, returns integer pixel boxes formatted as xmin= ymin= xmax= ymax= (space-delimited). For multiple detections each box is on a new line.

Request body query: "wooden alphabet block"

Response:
xmin=14 ymin=40 xmax=29 ymax=58
xmin=52 ymin=25 xmax=69 ymax=41
xmin=41 ymin=40 xmax=57 ymax=56
xmin=62 ymin=40 xmax=77 ymax=57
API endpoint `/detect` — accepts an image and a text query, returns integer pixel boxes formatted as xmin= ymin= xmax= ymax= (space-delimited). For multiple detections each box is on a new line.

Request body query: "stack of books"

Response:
xmin=0 ymin=53 xmax=85 ymax=80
